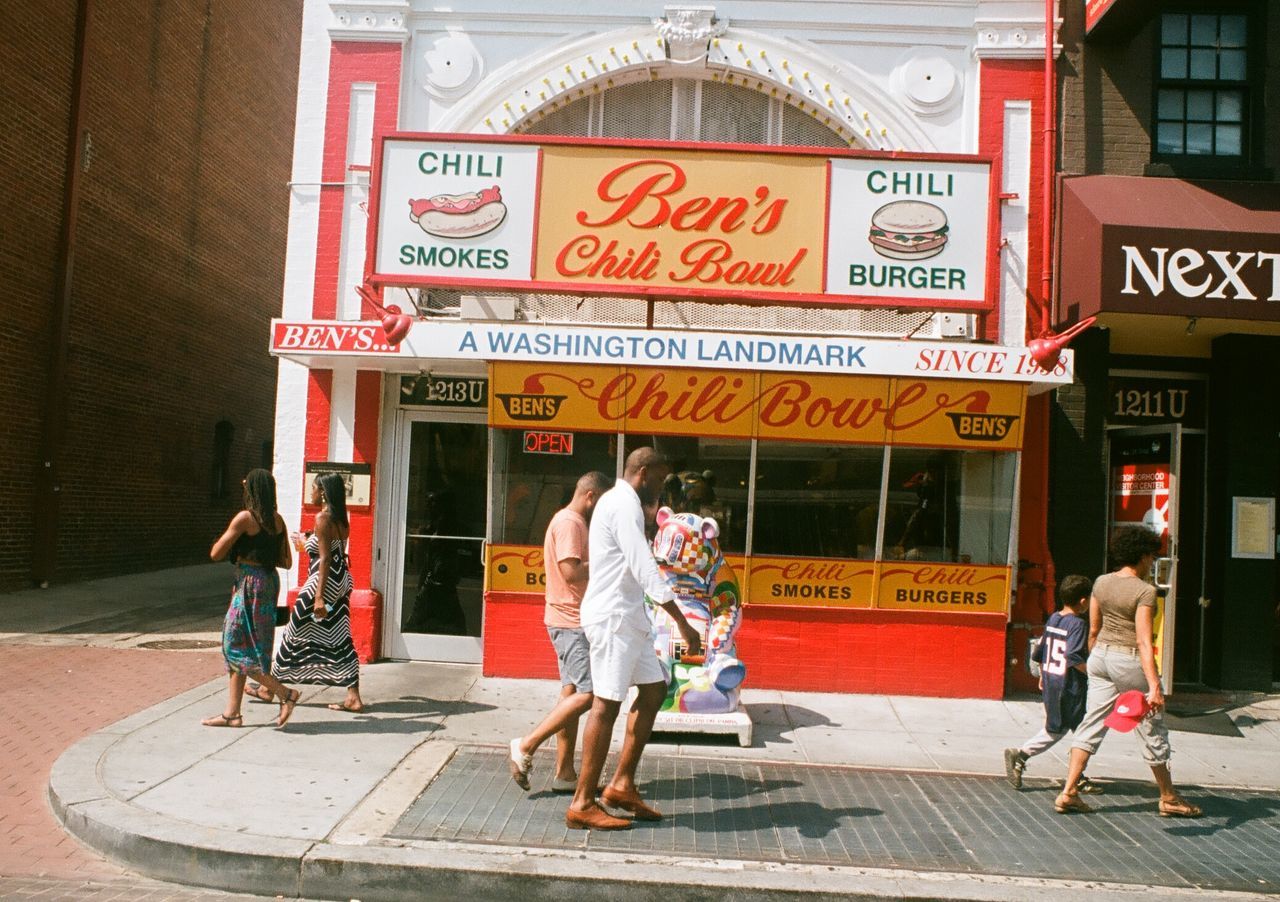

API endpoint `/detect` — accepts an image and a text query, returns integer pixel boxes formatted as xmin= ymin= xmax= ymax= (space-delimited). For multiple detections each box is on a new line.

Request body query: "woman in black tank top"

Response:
xmin=203 ymin=469 xmax=302 ymax=728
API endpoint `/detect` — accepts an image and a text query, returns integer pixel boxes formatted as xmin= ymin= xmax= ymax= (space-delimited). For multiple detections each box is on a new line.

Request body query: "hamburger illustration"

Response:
xmin=868 ymin=200 xmax=949 ymax=260
xmin=408 ymin=185 xmax=507 ymax=239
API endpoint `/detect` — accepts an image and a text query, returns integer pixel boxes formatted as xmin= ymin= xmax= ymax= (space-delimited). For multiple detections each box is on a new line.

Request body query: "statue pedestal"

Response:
xmin=653 ymin=708 xmax=753 ymax=747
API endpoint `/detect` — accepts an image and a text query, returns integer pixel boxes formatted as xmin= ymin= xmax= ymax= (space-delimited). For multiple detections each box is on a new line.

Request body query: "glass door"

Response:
xmin=387 ymin=411 xmax=488 ymax=662
xmin=1107 ymin=425 xmax=1181 ymax=693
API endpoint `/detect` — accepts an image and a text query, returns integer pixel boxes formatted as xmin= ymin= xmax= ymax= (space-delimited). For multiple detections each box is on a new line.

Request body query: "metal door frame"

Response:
xmin=384 ymin=407 xmax=489 ymax=662
xmin=1105 ymin=423 xmax=1182 ymax=693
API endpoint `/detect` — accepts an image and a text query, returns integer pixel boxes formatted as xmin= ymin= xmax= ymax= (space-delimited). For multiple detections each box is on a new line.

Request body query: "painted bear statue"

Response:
xmin=649 ymin=506 xmax=745 ymax=714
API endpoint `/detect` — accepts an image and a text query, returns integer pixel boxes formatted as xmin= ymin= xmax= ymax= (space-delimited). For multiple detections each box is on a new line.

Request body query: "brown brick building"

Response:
xmin=1049 ymin=0 xmax=1280 ymax=690
xmin=0 ymin=1 xmax=301 ymax=589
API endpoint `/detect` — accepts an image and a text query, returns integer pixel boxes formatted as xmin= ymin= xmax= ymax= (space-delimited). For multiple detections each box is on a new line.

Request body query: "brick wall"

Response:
xmin=0 ymin=1 xmax=302 ymax=589
xmin=1060 ymin=2 xmax=1280 ymax=178
xmin=0 ymin=4 xmax=75 ymax=588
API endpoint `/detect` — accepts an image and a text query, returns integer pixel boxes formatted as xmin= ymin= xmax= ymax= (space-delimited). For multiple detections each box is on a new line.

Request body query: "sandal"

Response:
xmin=245 ymin=684 xmax=274 ymax=703
xmin=1158 ymin=797 xmax=1203 ymax=818
xmin=1053 ymin=792 xmax=1093 ymax=814
xmin=276 ymin=689 xmax=302 ymax=727
xmin=201 ymin=712 xmax=243 ymax=728
xmin=326 ymin=701 xmax=366 ymax=713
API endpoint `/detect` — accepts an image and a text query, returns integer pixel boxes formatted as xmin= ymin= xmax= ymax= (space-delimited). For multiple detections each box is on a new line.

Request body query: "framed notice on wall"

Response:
xmin=1231 ymin=497 xmax=1275 ymax=559
xmin=304 ymin=461 xmax=372 ymax=508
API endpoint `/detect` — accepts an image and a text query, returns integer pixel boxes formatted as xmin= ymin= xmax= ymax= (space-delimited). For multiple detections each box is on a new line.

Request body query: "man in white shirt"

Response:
xmin=566 ymin=447 xmax=702 ymax=831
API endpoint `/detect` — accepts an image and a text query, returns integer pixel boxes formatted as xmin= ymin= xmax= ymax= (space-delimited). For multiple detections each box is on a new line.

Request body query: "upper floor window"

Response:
xmin=1155 ymin=13 xmax=1248 ymax=160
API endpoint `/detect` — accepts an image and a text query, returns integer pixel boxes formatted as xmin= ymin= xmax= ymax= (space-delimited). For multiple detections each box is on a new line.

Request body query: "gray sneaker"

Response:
xmin=1077 ymin=774 xmax=1105 ymax=795
xmin=1004 ymin=748 xmax=1028 ymax=789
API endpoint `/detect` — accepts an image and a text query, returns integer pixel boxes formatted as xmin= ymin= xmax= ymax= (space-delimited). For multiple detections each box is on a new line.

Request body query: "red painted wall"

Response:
xmin=313 ymin=43 xmax=403 ymax=319
xmin=484 ymin=591 xmax=1007 ymax=698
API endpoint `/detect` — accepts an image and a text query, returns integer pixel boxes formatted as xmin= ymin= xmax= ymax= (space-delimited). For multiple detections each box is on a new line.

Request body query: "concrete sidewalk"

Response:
xmin=50 ymin=659 xmax=1280 ymax=901
xmin=22 ymin=562 xmax=1279 ymax=899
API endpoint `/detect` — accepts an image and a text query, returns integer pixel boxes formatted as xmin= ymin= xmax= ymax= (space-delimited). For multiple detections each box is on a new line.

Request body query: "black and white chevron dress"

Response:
xmin=274 ymin=535 xmax=360 ymax=687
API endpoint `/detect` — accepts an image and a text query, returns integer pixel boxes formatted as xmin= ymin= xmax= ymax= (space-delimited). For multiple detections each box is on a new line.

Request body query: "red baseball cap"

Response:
xmin=1104 ymin=690 xmax=1151 ymax=733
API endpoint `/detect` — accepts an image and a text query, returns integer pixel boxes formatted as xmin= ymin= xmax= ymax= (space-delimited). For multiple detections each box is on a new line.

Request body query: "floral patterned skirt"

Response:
xmin=221 ymin=564 xmax=278 ymax=675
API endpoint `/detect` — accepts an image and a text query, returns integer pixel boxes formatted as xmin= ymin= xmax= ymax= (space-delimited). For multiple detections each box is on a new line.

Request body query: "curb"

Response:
xmin=50 ymin=729 xmax=1279 ymax=902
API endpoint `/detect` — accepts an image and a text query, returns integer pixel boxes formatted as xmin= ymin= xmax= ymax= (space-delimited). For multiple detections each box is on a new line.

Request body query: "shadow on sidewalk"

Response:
xmin=641 ymin=772 xmax=803 ymax=799
xmin=281 ymin=696 xmax=497 ymax=735
xmin=664 ymin=800 xmax=884 ymax=837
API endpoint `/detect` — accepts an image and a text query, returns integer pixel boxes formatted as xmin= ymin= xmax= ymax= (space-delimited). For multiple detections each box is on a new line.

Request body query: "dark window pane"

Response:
xmin=1189 ymin=48 xmax=1217 ymax=79
xmin=884 ymin=449 xmax=1017 ymax=565
xmin=1219 ymin=15 xmax=1247 ymax=47
xmin=1186 ymin=90 xmax=1213 ymax=121
xmin=1185 ymin=123 xmax=1214 ymax=155
xmin=1157 ymin=89 xmax=1184 ymax=119
xmin=1189 ymin=15 xmax=1216 ymax=46
xmin=1156 ymin=122 xmax=1184 ymax=154
xmin=1161 ymin=49 xmax=1188 ymax=79
xmin=623 ymin=434 xmax=751 ymax=552
xmin=1219 ymin=49 xmax=1246 ymax=81
xmin=1216 ymin=91 xmax=1243 ymax=123
xmin=753 ymin=444 xmax=884 ymax=559
xmin=494 ymin=430 xmax=616 ymax=545
xmin=1161 ymin=13 xmax=1188 ymax=45
xmin=1215 ymin=124 xmax=1242 ymax=156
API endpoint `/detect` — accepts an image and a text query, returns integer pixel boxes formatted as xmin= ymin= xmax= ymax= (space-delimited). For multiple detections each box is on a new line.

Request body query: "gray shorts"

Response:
xmin=546 ymin=626 xmax=593 ymax=695
xmin=1070 ymin=643 xmax=1171 ymax=765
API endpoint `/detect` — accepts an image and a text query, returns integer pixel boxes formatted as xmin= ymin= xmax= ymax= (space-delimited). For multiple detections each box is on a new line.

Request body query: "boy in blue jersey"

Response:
xmin=1004 ymin=575 xmax=1102 ymax=793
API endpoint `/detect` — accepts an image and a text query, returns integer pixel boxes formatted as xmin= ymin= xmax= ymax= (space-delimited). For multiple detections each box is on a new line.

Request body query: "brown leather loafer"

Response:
xmin=601 ymin=787 xmax=663 ymax=821
xmin=565 ymin=805 xmax=631 ymax=830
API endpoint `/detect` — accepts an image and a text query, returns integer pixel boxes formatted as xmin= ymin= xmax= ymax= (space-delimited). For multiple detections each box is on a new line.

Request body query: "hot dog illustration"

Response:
xmin=408 ymin=186 xmax=507 ymax=239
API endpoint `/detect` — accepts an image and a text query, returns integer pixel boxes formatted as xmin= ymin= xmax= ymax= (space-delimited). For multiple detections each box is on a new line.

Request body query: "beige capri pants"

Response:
xmin=1070 ymin=643 xmax=1171 ymax=765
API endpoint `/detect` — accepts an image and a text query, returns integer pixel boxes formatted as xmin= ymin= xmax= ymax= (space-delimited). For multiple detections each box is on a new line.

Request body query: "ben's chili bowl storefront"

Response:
xmin=271 ymin=134 xmax=1073 ymax=699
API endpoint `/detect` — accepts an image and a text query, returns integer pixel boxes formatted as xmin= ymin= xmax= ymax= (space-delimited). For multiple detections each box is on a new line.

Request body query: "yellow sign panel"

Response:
xmin=884 ymin=378 xmax=1025 ymax=450
xmin=755 ymin=373 xmax=893 ymax=445
xmin=746 ymin=556 xmax=875 ymax=608
xmin=487 ymin=544 xmax=545 ymax=593
xmin=875 ymin=562 xmax=1010 ymax=613
xmin=535 ymin=145 xmax=827 ymax=297
xmin=489 ymin=362 xmax=624 ymax=432
xmin=489 ymin=364 xmax=1026 ymax=450
xmin=622 ymin=367 xmax=758 ymax=438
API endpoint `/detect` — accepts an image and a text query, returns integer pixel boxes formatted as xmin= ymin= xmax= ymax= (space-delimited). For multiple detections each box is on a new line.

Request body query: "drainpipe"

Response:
xmin=1040 ymin=0 xmax=1056 ymax=336
xmin=32 ymin=0 xmax=92 ymax=587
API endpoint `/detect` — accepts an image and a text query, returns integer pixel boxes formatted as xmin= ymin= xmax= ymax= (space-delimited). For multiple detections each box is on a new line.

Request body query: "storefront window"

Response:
xmin=492 ymin=430 xmax=616 ymax=545
xmin=623 ymin=435 xmax=751 ymax=553
xmin=884 ymin=448 xmax=1016 ymax=565
xmin=753 ymin=444 xmax=885 ymax=560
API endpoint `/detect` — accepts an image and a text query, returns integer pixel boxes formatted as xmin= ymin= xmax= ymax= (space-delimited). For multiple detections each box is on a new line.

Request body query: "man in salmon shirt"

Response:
xmin=509 ymin=470 xmax=614 ymax=792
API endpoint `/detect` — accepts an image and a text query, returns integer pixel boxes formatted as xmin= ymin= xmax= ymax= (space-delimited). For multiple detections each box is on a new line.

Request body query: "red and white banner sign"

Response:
xmin=271 ymin=322 xmax=403 ymax=355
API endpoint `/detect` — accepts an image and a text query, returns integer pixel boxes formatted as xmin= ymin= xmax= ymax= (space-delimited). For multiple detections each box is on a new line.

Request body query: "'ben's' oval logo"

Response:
xmin=496 ymin=393 xmax=567 ymax=421
xmin=945 ymin=412 xmax=1018 ymax=441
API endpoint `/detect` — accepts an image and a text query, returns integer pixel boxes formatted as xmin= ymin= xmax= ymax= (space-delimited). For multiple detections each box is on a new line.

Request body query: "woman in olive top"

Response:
xmin=1055 ymin=525 xmax=1201 ymax=817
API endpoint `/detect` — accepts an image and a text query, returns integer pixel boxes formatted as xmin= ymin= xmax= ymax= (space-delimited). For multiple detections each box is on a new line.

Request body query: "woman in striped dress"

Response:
xmin=274 ymin=473 xmax=366 ymax=712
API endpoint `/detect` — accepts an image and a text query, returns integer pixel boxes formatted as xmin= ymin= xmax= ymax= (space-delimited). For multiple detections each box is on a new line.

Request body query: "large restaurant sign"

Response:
xmin=369 ymin=134 xmax=994 ymax=310
xmin=488 ymin=362 xmax=1028 ymax=451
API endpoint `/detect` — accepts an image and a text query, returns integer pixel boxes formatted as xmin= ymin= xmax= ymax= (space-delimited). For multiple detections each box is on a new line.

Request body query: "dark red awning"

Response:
xmin=1058 ymin=175 xmax=1280 ymax=324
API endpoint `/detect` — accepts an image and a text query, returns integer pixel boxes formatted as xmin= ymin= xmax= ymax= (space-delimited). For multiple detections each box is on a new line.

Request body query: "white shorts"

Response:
xmin=582 ymin=616 xmax=667 ymax=703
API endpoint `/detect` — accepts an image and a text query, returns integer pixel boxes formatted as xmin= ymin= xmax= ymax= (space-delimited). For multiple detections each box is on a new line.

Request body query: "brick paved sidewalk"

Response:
xmin=0 ymin=645 xmax=222 ymax=880
xmin=394 ymin=747 xmax=1280 ymax=895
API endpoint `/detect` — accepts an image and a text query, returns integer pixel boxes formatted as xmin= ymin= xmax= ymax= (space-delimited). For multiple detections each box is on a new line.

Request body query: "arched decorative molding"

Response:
xmin=433 ymin=23 xmax=937 ymax=152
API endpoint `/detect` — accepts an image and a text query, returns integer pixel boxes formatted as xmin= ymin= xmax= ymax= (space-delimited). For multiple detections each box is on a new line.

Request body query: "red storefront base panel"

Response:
xmin=485 ymin=592 xmax=1007 ymax=699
